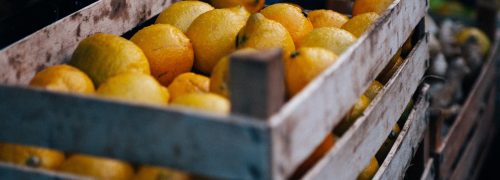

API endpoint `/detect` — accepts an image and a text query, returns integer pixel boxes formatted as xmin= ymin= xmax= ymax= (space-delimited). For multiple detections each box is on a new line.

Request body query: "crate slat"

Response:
xmin=435 ymin=36 xmax=498 ymax=179
xmin=270 ymin=0 xmax=428 ymax=177
xmin=420 ymin=158 xmax=435 ymax=180
xmin=373 ymin=85 xmax=430 ymax=180
xmin=0 ymin=0 xmax=175 ymax=85
xmin=0 ymin=87 xmax=272 ymax=179
xmin=302 ymin=34 xmax=429 ymax=180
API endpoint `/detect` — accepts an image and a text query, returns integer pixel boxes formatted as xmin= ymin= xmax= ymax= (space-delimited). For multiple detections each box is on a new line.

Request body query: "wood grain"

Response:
xmin=0 ymin=0 xmax=176 ymax=85
xmin=270 ymin=0 xmax=428 ymax=178
xmin=0 ymin=162 xmax=88 ymax=180
xmin=373 ymin=85 xmax=430 ymax=180
xmin=301 ymin=35 xmax=428 ymax=180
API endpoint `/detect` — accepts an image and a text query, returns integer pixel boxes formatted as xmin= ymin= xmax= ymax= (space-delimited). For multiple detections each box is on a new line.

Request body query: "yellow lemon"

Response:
xmin=70 ymin=33 xmax=149 ymax=86
xmin=457 ymin=27 xmax=491 ymax=56
xmin=260 ymin=3 xmax=313 ymax=45
xmin=186 ymin=6 xmax=250 ymax=74
xmin=357 ymin=157 xmax=380 ymax=180
xmin=0 ymin=143 xmax=64 ymax=170
xmin=236 ymin=13 xmax=295 ymax=56
xmin=134 ymin=166 xmax=190 ymax=180
xmin=210 ymin=0 xmax=265 ymax=13
xmin=307 ymin=9 xmax=349 ymax=29
xmin=300 ymin=27 xmax=357 ymax=55
xmin=376 ymin=124 xmax=401 ymax=162
xmin=59 ymin=154 xmax=134 ymax=180
xmin=335 ymin=95 xmax=371 ymax=135
xmin=155 ymin=1 xmax=214 ymax=32
xmin=168 ymin=72 xmax=210 ymax=102
xmin=377 ymin=55 xmax=403 ymax=84
xmin=364 ymin=80 xmax=383 ymax=100
xmin=172 ymin=93 xmax=230 ymax=115
xmin=210 ymin=48 xmax=257 ymax=98
xmin=131 ymin=24 xmax=194 ymax=86
xmin=341 ymin=12 xmax=380 ymax=37
xmin=29 ymin=64 xmax=94 ymax=94
xmin=285 ymin=47 xmax=338 ymax=97
xmin=97 ymin=72 xmax=169 ymax=105
xmin=353 ymin=0 xmax=395 ymax=16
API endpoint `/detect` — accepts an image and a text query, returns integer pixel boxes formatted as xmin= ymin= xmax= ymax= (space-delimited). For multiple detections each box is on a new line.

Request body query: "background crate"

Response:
xmin=430 ymin=32 xmax=498 ymax=180
xmin=0 ymin=0 xmax=428 ymax=179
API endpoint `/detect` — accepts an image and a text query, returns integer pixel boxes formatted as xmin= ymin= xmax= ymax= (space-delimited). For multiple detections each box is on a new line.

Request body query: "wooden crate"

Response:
xmin=0 ymin=0 xmax=428 ymax=179
xmin=431 ymin=32 xmax=498 ymax=180
xmin=373 ymin=84 xmax=430 ymax=180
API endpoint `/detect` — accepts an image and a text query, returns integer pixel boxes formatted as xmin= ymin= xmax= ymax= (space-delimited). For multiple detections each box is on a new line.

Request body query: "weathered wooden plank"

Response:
xmin=450 ymin=87 xmax=496 ymax=180
xmin=270 ymin=0 xmax=428 ymax=178
xmin=0 ymin=86 xmax=271 ymax=180
xmin=469 ymin=88 xmax=496 ymax=180
xmin=0 ymin=162 xmax=88 ymax=180
xmin=435 ymin=36 xmax=498 ymax=179
xmin=0 ymin=0 xmax=176 ymax=85
xmin=373 ymin=85 xmax=430 ymax=180
xmin=301 ymin=35 xmax=429 ymax=180
xmin=420 ymin=159 xmax=435 ymax=180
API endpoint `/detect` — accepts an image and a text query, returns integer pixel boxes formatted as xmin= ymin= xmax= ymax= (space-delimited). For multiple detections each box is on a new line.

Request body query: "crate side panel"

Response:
xmin=302 ymin=35 xmax=429 ymax=180
xmin=270 ymin=0 xmax=428 ymax=178
xmin=373 ymin=85 xmax=430 ymax=180
xmin=0 ymin=86 xmax=271 ymax=179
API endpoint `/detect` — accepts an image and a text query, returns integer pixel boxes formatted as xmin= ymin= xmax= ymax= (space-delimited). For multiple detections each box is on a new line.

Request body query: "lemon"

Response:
xmin=135 ymin=166 xmax=190 ymax=180
xmin=168 ymin=72 xmax=210 ymax=101
xmin=29 ymin=64 xmax=94 ymax=94
xmin=300 ymin=27 xmax=357 ymax=55
xmin=353 ymin=0 xmax=395 ymax=16
xmin=260 ymin=3 xmax=313 ymax=45
xmin=236 ymin=13 xmax=295 ymax=56
xmin=70 ymin=33 xmax=149 ymax=86
xmin=357 ymin=157 xmax=380 ymax=180
xmin=364 ymin=80 xmax=383 ymax=100
xmin=210 ymin=0 xmax=265 ymax=13
xmin=155 ymin=1 xmax=214 ymax=32
xmin=341 ymin=12 xmax=380 ymax=37
xmin=0 ymin=143 xmax=65 ymax=170
xmin=59 ymin=154 xmax=134 ymax=180
xmin=377 ymin=55 xmax=403 ymax=84
xmin=376 ymin=124 xmax=400 ymax=162
xmin=307 ymin=9 xmax=349 ymax=29
xmin=285 ymin=47 xmax=338 ymax=97
xmin=210 ymin=48 xmax=257 ymax=98
xmin=97 ymin=72 xmax=169 ymax=105
xmin=186 ymin=6 xmax=250 ymax=74
xmin=457 ymin=27 xmax=491 ymax=56
xmin=335 ymin=95 xmax=371 ymax=135
xmin=172 ymin=93 xmax=230 ymax=115
xmin=131 ymin=24 xmax=194 ymax=86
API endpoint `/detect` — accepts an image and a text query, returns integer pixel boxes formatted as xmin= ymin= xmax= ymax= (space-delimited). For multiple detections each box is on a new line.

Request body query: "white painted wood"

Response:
xmin=270 ymin=0 xmax=428 ymax=178
xmin=373 ymin=85 xmax=430 ymax=180
xmin=301 ymin=36 xmax=429 ymax=180
xmin=0 ymin=0 xmax=176 ymax=85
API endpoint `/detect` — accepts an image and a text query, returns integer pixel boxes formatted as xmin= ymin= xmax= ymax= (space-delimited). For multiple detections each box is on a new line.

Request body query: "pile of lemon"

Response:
xmin=0 ymin=142 xmax=191 ymax=179
xmin=29 ymin=0 xmax=395 ymax=118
